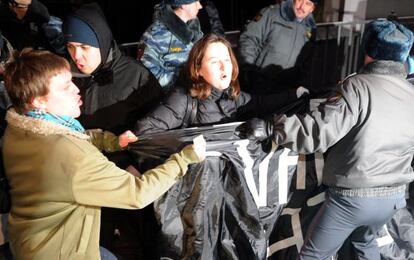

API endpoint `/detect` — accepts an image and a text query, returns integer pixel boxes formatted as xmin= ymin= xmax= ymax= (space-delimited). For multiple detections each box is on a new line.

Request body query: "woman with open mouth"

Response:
xmin=135 ymin=33 xmax=305 ymax=134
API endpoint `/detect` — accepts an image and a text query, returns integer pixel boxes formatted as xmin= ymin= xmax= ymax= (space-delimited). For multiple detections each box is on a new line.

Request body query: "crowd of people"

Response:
xmin=0 ymin=0 xmax=413 ymax=259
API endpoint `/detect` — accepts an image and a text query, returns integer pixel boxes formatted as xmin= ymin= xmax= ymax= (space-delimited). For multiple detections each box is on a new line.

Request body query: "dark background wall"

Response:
xmin=42 ymin=0 xmax=276 ymax=44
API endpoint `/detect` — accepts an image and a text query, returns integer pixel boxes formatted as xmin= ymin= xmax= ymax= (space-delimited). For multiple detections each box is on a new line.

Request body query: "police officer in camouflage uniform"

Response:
xmin=238 ymin=0 xmax=317 ymax=94
xmin=140 ymin=0 xmax=203 ymax=90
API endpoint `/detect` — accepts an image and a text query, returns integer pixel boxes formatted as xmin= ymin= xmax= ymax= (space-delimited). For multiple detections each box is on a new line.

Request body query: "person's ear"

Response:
xmin=197 ymin=70 xmax=203 ymax=78
xmin=197 ymin=65 xmax=205 ymax=78
xmin=31 ymin=96 xmax=48 ymax=110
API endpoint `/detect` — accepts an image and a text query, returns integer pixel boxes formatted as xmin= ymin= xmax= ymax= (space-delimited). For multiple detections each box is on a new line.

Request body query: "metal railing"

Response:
xmin=224 ymin=17 xmax=414 ymax=92
xmin=221 ymin=21 xmax=366 ymax=92
xmin=119 ymin=16 xmax=414 ymax=93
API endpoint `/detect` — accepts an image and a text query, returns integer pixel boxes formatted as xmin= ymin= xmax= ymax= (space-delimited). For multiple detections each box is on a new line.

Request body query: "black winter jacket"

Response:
xmin=0 ymin=0 xmax=50 ymax=50
xmin=68 ymin=3 xmax=162 ymax=135
xmin=135 ymin=84 xmax=297 ymax=134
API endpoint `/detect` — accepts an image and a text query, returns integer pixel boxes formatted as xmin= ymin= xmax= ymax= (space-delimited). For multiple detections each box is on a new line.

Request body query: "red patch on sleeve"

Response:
xmin=253 ymin=13 xmax=263 ymax=22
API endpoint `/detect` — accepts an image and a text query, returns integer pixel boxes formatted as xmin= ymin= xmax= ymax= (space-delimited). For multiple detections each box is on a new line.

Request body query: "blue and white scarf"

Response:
xmin=25 ymin=109 xmax=85 ymax=133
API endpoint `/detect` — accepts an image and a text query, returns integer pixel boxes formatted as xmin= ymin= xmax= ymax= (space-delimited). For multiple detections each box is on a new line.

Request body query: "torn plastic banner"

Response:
xmin=128 ymin=122 xmax=298 ymax=259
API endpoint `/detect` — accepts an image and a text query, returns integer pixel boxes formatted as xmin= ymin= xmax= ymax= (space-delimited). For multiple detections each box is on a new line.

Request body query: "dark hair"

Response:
xmin=4 ymin=48 xmax=70 ymax=113
xmin=187 ymin=33 xmax=240 ymax=100
xmin=7 ymin=0 xmax=31 ymax=9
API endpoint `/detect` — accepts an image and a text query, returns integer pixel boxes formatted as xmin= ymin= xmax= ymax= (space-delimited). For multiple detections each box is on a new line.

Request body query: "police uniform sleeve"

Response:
xmin=272 ymin=78 xmax=362 ymax=153
xmin=140 ymin=30 xmax=176 ymax=88
xmin=238 ymin=6 xmax=275 ymax=66
xmin=235 ymin=89 xmax=298 ymax=120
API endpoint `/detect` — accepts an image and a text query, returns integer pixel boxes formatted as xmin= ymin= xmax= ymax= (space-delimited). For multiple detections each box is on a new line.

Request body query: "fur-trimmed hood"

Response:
xmin=360 ymin=60 xmax=407 ymax=78
xmin=6 ymin=109 xmax=90 ymax=140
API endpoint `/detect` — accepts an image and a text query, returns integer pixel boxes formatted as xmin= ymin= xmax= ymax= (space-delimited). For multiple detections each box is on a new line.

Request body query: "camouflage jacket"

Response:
xmin=140 ymin=4 xmax=203 ymax=90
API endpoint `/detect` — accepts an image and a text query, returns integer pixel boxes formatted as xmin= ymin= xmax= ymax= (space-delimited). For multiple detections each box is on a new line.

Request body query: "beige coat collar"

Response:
xmin=6 ymin=109 xmax=90 ymax=140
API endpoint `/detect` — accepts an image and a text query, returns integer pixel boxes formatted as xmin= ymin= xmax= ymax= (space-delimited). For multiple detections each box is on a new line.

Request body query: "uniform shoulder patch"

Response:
xmin=252 ymin=5 xmax=274 ymax=22
xmin=253 ymin=13 xmax=263 ymax=22
xmin=326 ymin=92 xmax=343 ymax=104
xmin=306 ymin=29 xmax=312 ymax=39
xmin=339 ymin=72 xmax=357 ymax=85
xmin=170 ymin=47 xmax=183 ymax=53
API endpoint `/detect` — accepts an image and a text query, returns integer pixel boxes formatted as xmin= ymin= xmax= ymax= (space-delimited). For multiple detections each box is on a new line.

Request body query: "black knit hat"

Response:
xmin=362 ymin=19 xmax=414 ymax=62
xmin=164 ymin=0 xmax=198 ymax=6
xmin=63 ymin=16 xmax=99 ymax=48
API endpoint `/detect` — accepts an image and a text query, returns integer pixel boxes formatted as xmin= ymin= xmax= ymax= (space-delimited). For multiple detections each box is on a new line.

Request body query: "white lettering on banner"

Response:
xmin=235 ymin=141 xmax=298 ymax=207
xmin=235 ymin=140 xmax=256 ymax=203
xmin=278 ymin=149 xmax=299 ymax=204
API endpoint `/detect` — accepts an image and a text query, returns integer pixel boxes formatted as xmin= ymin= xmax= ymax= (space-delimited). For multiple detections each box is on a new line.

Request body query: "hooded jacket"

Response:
xmin=66 ymin=3 xmax=162 ymax=135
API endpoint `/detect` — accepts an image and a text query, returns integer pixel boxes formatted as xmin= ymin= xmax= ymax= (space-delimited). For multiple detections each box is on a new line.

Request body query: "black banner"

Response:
xmin=128 ymin=123 xmax=414 ymax=260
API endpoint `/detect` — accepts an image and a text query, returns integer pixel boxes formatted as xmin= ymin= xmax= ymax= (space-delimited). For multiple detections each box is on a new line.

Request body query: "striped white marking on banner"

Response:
xmin=296 ymin=154 xmax=306 ymax=190
xmin=292 ymin=213 xmax=304 ymax=251
xmin=314 ymin=152 xmax=324 ymax=186
xmin=281 ymin=207 xmax=301 ymax=216
xmin=267 ymin=208 xmax=304 ymax=257
xmin=376 ymin=225 xmax=394 ymax=247
xmin=306 ymin=191 xmax=326 ymax=207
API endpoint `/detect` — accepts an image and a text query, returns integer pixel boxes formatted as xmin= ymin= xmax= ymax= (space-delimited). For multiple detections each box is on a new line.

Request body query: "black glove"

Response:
xmin=236 ymin=118 xmax=273 ymax=141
